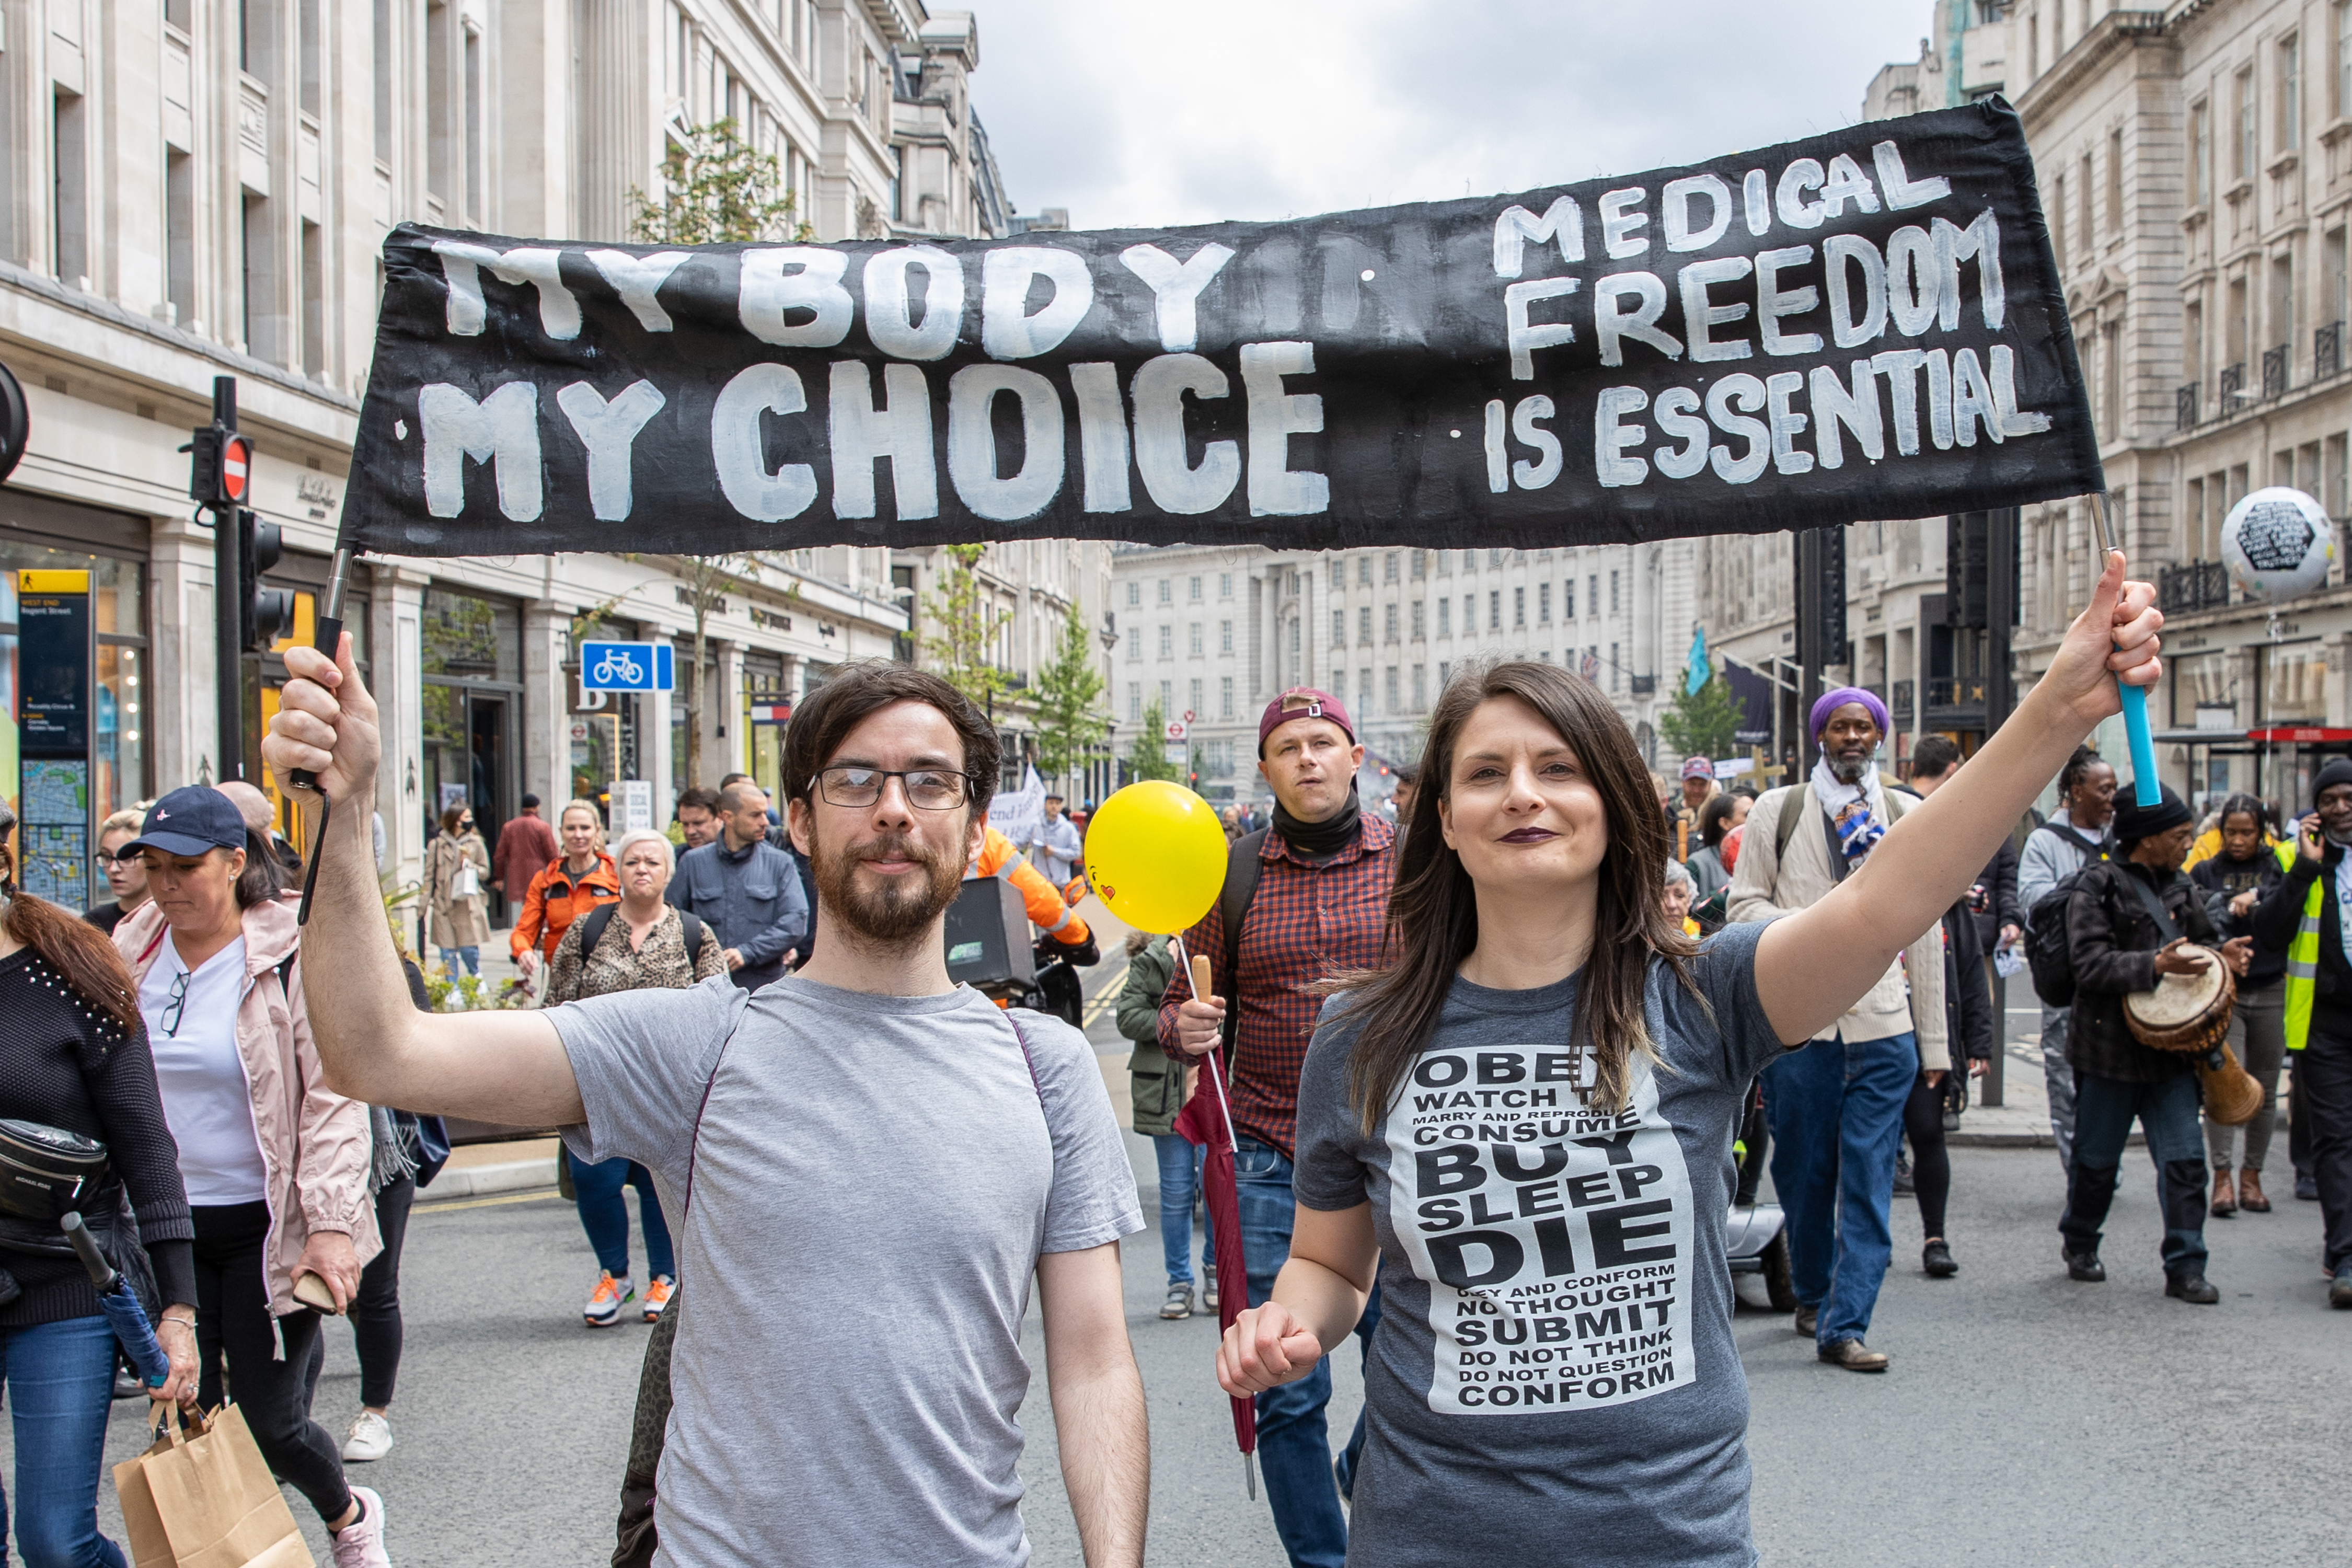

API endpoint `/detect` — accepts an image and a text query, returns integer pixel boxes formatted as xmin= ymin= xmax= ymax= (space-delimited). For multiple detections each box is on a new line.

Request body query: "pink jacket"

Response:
xmin=118 ymin=896 xmax=382 ymax=1316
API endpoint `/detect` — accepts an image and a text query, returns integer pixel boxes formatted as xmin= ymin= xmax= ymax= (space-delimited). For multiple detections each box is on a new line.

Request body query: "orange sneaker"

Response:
xmin=584 ymin=1271 xmax=633 ymax=1327
xmin=642 ymin=1275 xmax=675 ymax=1323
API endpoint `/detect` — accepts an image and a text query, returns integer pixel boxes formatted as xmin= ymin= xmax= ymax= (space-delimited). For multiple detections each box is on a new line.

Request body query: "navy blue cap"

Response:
xmin=123 ymin=787 xmax=249 ymax=859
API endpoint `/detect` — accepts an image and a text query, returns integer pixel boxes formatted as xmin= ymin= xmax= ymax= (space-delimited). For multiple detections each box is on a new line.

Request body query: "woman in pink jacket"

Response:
xmin=117 ymin=787 xmax=394 ymax=1568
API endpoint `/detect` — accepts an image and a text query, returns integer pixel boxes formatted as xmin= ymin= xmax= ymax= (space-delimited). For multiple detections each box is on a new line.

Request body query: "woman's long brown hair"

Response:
xmin=1331 ymin=660 xmax=1698 ymax=1133
xmin=2 ymin=827 xmax=143 ymax=1034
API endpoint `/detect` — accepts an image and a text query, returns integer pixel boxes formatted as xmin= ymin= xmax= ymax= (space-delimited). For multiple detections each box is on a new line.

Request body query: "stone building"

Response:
xmin=1106 ymin=541 xmax=1699 ymax=812
xmin=0 ymin=1 xmax=1099 ymax=917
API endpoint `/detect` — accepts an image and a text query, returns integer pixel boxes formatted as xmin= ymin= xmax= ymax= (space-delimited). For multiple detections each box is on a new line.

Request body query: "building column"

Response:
xmin=645 ymin=676 xmax=674 ymax=826
xmin=2224 ymin=645 xmax=2259 ymax=730
xmin=2327 ymin=632 xmax=2352 ymax=729
xmin=522 ymin=603 xmax=569 ymax=814
xmin=148 ymin=511 xmax=215 ymax=792
xmin=712 ymin=639 xmax=746 ymax=781
xmin=370 ymin=564 xmax=431 ymax=894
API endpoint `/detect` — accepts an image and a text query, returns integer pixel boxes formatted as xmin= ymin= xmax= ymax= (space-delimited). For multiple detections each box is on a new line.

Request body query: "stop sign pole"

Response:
xmin=194 ymin=376 xmax=251 ymax=780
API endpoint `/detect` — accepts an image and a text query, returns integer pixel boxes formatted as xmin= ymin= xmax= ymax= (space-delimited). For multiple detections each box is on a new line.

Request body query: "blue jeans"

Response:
xmin=1235 ymin=1137 xmax=1377 ymax=1568
xmin=1 ymin=1314 xmax=129 ymax=1568
xmin=439 ymin=945 xmax=480 ymax=976
xmin=570 ymin=1152 xmax=675 ymax=1280
xmin=1152 ymin=1134 xmax=1216 ymax=1285
xmin=2061 ymin=1070 xmax=2209 ymax=1278
xmin=1763 ymin=1031 xmax=1915 ymax=1347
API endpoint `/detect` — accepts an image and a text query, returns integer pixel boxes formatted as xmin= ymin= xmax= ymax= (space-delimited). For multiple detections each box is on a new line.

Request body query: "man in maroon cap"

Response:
xmin=1163 ymin=687 xmax=1395 ymax=1567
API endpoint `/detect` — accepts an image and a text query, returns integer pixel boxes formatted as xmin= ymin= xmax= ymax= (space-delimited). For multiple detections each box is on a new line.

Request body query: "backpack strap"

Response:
xmin=1218 ymin=829 xmax=1269 ymax=1060
xmin=1772 ymin=783 xmax=1808 ymax=864
xmin=2118 ymin=866 xmax=2187 ymax=946
xmin=577 ymin=903 xmax=618 ymax=962
xmin=677 ymin=910 xmax=706 ymax=967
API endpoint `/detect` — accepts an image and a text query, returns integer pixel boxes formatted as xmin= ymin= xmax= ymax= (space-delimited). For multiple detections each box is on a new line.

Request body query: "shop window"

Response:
xmin=2261 ymin=641 xmax=2327 ymax=721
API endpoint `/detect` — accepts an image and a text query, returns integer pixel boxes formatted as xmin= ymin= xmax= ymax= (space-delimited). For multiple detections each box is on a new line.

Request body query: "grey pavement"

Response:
xmin=33 ymin=1131 xmax=2351 ymax=1566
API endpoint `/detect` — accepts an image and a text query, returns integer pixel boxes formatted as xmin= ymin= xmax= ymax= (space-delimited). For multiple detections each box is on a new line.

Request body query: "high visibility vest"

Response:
xmin=2280 ymin=839 xmax=2325 ymax=1054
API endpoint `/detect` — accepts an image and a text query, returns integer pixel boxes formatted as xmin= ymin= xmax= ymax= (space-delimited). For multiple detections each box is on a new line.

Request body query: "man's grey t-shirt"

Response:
xmin=551 ymin=975 xmax=1143 ymax=1568
xmin=1292 ymin=920 xmax=1785 ymax=1568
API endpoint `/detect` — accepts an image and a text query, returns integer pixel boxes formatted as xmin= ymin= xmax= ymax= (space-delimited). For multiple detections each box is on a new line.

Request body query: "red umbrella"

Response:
xmin=1172 ymin=950 xmax=1258 ymax=1497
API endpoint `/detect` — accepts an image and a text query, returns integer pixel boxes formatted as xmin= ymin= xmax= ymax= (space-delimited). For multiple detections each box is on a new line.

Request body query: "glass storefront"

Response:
xmin=569 ymin=616 xmax=638 ymax=818
xmin=422 ymin=586 xmax=521 ymax=916
xmin=743 ymin=651 xmax=787 ymax=800
xmin=3 ymin=509 xmax=149 ymax=911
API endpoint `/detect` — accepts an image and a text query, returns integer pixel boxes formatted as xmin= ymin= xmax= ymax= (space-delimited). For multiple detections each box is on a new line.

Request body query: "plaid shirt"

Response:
xmin=1157 ymin=814 xmax=1396 ymax=1158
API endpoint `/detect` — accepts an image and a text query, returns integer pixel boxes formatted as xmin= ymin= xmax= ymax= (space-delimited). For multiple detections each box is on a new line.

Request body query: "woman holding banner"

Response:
xmin=1209 ymin=557 xmax=2162 ymax=1564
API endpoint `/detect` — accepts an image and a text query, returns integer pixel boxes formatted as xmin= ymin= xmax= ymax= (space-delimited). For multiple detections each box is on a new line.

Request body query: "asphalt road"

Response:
xmin=27 ymin=1129 xmax=2350 ymax=1567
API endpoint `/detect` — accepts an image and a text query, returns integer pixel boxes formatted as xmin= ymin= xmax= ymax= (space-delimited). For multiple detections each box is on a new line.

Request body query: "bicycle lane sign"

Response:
xmin=579 ymin=641 xmax=673 ymax=691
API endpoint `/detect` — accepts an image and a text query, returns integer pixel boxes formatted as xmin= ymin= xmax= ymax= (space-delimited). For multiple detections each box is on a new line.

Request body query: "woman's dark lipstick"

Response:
xmin=1499 ymin=826 xmax=1557 ymax=844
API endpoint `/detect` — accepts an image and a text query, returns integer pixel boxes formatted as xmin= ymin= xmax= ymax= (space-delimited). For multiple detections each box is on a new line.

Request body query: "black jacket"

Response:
xmin=2253 ymin=846 xmax=2352 ymax=1040
xmin=1943 ymin=900 xmax=1994 ymax=1063
xmin=2193 ymin=849 xmax=2287 ymax=989
xmin=1968 ymin=837 xmax=2023 ymax=955
xmin=2065 ymin=860 xmax=2217 ymax=1083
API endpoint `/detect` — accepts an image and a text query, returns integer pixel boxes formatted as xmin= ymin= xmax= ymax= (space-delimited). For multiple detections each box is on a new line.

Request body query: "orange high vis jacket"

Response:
xmin=976 ymin=826 xmax=1089 ymax=944
xmin=511 ymin=851 xmax=622 ymax=961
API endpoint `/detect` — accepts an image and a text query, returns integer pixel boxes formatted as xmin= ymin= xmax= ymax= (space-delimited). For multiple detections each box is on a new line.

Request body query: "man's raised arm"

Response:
xmin=265 ymin=636 xmax=584 ymax=1126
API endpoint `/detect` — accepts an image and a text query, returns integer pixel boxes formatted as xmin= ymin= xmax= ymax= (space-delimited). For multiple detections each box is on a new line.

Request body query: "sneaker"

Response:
xmin=1817 ymin=1338 xmax=1890 ymax=1372
xmin=328 ymin=1486 xmax=390 ymax=1568
xmin=2062 ymin=1246 xmax=2106 ymax=1283
xmin=2165 ymin=1273 xmax=2220 ymax=1305
xmin=1201 ymin=1270 xmax=1218 ymax=1310
xmin=1160 ymin=1283 xmax=1194 ymax=1320
xmin=584 ymin=1272 xmax=634 ymax=1328
xmin=2331 ymin=1267 xmax=2352 ymax=1309
xmin=1921 ymin=1240 xmax=1958 ymax=1278
xmin=342 ymin=1411 xmax=394 ymax=1463
xmin=642 ymin=1276 xmax=675 ymax=1324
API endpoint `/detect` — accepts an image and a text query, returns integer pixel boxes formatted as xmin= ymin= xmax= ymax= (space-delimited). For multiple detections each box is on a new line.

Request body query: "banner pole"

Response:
xmin=293 ymin=547 xmax=358 ymax=926
xmin=2090 ymin=494 xmax=2159 ymax=806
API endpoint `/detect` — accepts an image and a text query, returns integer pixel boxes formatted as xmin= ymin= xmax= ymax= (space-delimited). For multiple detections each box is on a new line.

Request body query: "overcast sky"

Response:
xmin=966 ymin=1 xmax=1935 ymax=231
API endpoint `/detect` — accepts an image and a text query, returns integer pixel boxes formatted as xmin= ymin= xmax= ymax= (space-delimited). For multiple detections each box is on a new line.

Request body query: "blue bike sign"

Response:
xmin=579 ymin=640 xmax=673 ymax=691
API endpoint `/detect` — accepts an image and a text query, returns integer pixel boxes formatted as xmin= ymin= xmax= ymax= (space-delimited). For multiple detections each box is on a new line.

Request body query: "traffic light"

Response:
xmin=239 ymin=511 xmax=292 ymax=652
xmin=184 ymin=429 xmax=253 ymax=508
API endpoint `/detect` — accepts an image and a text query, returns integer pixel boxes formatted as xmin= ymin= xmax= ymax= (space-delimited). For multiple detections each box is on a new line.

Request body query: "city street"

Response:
xmin=31 ymin=1077 xmax=2349 ymax=1567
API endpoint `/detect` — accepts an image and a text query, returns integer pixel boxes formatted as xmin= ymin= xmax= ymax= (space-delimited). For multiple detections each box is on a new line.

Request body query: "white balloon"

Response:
xmin=2222 ymin=486 xmax=2336 ymax=601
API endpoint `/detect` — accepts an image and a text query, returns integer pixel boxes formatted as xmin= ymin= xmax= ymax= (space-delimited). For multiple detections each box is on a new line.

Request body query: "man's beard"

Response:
xmin=810 ymin=823 xmax=964 ymax=947
xmin=1827 ymin=751 xmax=1870 ymax=785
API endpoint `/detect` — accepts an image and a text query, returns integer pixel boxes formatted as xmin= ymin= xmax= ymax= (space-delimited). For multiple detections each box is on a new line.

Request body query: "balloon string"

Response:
xmin=1170 ymin=932 xmax=1242 ymax=1157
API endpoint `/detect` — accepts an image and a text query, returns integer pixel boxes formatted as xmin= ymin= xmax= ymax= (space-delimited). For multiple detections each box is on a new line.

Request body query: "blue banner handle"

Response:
xmin=2092 ymin=493 xmax=2160 ymax=807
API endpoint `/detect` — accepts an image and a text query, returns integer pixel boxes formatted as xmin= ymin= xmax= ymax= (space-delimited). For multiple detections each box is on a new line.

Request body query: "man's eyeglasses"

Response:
xmin=815 ymin=767 xmax=970 ymax=810
xmin=160 ymin=970 xmax=190 ymax=1039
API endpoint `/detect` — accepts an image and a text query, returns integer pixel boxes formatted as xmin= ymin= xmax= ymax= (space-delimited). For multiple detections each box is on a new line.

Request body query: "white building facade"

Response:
xmin=0 ymin=1 xmax=1097 ymax=917
xmin=1109 ymin=541 xmax=1699 ymax=810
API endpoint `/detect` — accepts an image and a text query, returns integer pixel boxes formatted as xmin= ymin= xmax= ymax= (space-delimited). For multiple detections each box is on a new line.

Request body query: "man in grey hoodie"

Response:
xmin=2016 ymin=746 xmax=2117 ymax=1172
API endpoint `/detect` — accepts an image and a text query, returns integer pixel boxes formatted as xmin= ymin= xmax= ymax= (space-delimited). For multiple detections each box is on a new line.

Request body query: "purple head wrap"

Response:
xmin=1809 ymin=686 xmax=1890 ymax=739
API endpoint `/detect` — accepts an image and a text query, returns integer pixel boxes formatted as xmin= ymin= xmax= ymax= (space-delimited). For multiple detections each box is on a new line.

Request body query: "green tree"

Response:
xmin=919 ymin=544 xmax=1015 ymax=712
xmin=1658 ymin=673 xmax=1744 ymax=762
xmin=1125 ymin=698 xmax=1182 ymax=783
xmin=1031 ymin=602 xmax=1108 ymax=789
xmin=626 ymin=119 xmax=809 ymax=246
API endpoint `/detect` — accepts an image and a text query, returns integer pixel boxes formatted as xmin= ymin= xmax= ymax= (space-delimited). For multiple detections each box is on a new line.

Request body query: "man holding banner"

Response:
xmin=262 ymin=650 xmax=1148 ymax=1568
xmin=1162 ymin=687 xmax=1394 ymax=1567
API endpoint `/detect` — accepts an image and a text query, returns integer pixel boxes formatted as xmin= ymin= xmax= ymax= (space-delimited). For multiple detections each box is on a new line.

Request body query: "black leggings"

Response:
xmin=1903 ymin=1072 xmax=1952 ymax=1240
xmin=352 ymin=1175 xmax=414 ymax=1409
xmin=191 ymin=1203 xmax=353 ymax=1525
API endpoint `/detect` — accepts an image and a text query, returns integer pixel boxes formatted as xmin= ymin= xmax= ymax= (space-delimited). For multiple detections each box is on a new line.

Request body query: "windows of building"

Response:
xmin=1385 ymin=603 xmax=1399 ymax=642
xmin=2339 ymin=2 xmax=2352 ymax=120
xmin=1438 ymin=597 xmax=1451 ymax=636
xmin=1385 ymin=666 xmax=1400 ymax=713
xmin=1514 ymin=586 xmax=1526 ymax=627
xmin=1411 ymin=550 xmax=1426 ymax=579
xmin=1190 ymin=678 xmax=1204 ymax=717
xmin=1219 ymin=572 xmax=1233 ymax=598
xmin=1438 ymin=660 xmax=1451 ymax=686
xmin=2106 ymin=128 xmax=2124 ymax=235
xmin=2051 ymin=171 xmax=2067 ymax=269
xmin=1538 ymin=582 xmax=1551 ymax=623
xmin=2077 ymin=151 xmax=2093 ymax=252
xmin=1358 ymin=667 xmax=1373 ymax=713
xmin=1412 ymin=599 xmax=1425 ymax=639
xmin=1189 ymin=622 xmax=1203 ymax=657
xmin=1329 ymin=559 xmax=1343 ymax=590
xmin=53 ymin=87 xmax=86 ymax=286
xmin=1126 ymin=581 xmax=1140 ymax=606
xmin=2189 ymin=99 xmax=2210 ymax=209
xmin=1160 ymin=679 xmax=1173 ymax=714
xmin=1610 ymin=642 xmax=1621 ymax=690
xmin=1220 ymin=675 xmax=1234 ymax=719
xmin=1158 ymin=578 xmax=1172 ymax=604
xmin=1385 ymin=551 xmax=1400 ymax=583
xmin=1157 ymin=624 xmax=1173 ymax=659
xmin=301 ymin=222 xmax=325 ymax=377
xmin=1359 ymin=605 xmax=1373 ymax=644
xmin=1189 ymin=575 xmax=1203 ymax=602
xmin=1332 ymin=608 xmax=1346 ymax=644
xmin=1220 ymin=619 xmax=1233 ymax=654
xmin=1463 ymin=594 xmax=1476 ymax=633
xmin=2236 ymin=66 xmax=2258 ymax=183
xmin=2281 ymin=32 xmax=2303 ymax=152
xmin=1412 ymin=664 xmax=1426 ymax=711
xmin=1358 ymin=555 xmax=1374 ymax=586
xmin=1609 ymin=571 xmax=1620 ymax=613
xmin=1488 ymin=591 xmax=1501 ymax=630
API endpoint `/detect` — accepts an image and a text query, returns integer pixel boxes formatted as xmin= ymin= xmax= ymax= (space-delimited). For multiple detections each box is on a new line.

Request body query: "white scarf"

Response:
xmin=1809 ymin=754 xmax=1887 ymax=864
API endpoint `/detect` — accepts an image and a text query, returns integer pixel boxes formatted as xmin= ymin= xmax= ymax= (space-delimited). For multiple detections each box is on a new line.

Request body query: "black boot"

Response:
xmin=2165 ymin=1273 xmax=2220 ymax=1304
xmin=2060 ymin=1162 xmax=2118 ymax=1281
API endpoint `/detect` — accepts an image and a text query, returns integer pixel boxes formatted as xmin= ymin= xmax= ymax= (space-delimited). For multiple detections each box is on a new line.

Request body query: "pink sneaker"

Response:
xmin=329 ymin=1486 xmax=390 ymax=1567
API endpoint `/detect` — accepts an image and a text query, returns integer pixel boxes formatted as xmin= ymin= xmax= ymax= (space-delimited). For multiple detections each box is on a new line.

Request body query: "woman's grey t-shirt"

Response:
xmin=1292 ymin=919 xmax=1785 ymax=1568
xmin=550 ymin=974 xmax=1143 ymax=1568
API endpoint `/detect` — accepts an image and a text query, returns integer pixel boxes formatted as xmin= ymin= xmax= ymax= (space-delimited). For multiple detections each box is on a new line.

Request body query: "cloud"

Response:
xmin=968 ymin=1 xmax=1934 ymax=230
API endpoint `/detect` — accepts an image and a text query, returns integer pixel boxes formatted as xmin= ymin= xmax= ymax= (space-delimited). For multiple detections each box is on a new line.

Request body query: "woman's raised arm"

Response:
xmin=1753 ymin=551 xmax=2160 ymax=1044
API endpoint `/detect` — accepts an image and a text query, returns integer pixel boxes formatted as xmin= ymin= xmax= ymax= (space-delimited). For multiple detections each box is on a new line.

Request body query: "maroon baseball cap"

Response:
xmin=1259 ymin=687 xmax=1354 ymax=755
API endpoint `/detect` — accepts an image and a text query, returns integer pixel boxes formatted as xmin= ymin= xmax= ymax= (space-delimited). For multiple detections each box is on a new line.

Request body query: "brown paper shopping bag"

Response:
xmin=113 ymin=1403 xmax=315 ymax=1568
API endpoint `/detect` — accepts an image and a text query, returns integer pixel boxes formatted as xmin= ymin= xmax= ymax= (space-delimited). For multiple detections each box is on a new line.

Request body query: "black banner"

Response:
xmin=341 ymin=99 xmax=2096 ymax=559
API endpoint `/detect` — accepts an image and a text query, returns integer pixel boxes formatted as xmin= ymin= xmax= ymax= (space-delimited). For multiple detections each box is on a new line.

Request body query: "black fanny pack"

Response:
xmin=0 ymin=1119 xmax=108 ymax=1224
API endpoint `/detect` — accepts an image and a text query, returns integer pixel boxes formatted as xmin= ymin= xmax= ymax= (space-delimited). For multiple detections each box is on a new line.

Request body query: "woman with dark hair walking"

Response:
xmin=2190 ymin=793 xmax=2287 ymax=1214
xmin=1205 ymin=560 xmax=2163 ymax=1564
xmin=0 ymin=802 xmax=198 ymax=1568
xmin=116 ymin=787 xmax=394 ymax=1567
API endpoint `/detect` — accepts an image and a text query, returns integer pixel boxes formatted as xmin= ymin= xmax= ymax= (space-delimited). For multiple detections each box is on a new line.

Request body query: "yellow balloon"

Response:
xmin=1083 ymin=781 xmax=1229 ymax=935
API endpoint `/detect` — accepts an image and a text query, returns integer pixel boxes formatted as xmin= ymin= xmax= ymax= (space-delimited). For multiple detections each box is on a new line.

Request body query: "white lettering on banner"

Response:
xmin=740 ymin=248 xmax=855 ymax=347
xmin=829 ymin=362 xmax=939 ymax=520
xmin=584 ymin=250 xmax=690 ymax=332
xmin=947 ymin=364 xmax=1066 ymax=522
xmin=436 ymin=242 xmax=583 ymax=339
xmin=711 ymin=363 xmax=818 ymax=522
xmin=1120 ymin=243 xmax=1238 ymax=353
xmin=864 ymin=246 xmax=966 ymax=362
xmin=1131 ymin=353 xmax=1240 ymax=514
xmin=557 ymin=379 xmax=667 ymax=520
xmin=420 ymin=381 xmax=543 ymax=519
xmin=1239 ymin=340 xmax=1328 ymax=517
xmin=982 ymin=247 xmax=1094 ymax=360
xmin=1388 ymin=1047 xmax=1694 ymax=1416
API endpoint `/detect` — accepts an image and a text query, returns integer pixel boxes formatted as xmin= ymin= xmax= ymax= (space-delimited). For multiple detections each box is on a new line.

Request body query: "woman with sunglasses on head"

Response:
xmin=0 ymin=802 xmax=197 ymax=1568
xmin=1208 ymin=560 xmax=2162 ymax=1566
xmin=543 ymin=829 xmax=725 ymax=1328
xmin=114 ymin=787 xmax=394 ymax=1568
